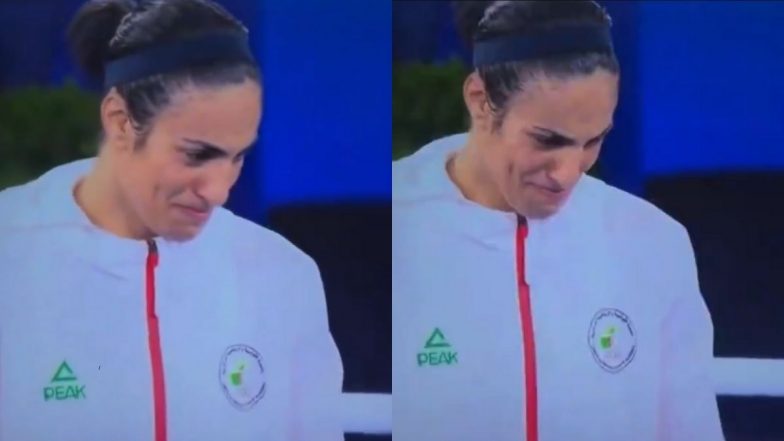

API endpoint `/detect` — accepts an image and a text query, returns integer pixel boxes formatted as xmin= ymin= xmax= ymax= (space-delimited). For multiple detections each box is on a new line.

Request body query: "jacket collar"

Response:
xmin=397 ymin=134 xmax=606 ymax=249
xmin=32 ymin=158 xmax=218 ymax=277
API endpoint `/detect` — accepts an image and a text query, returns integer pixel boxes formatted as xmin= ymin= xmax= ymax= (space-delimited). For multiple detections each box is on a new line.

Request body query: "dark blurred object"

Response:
xmin=392 ymin=0 xmax=457 ymax=62
xmin=346 ymin=435 xmax=390 ymax=441
xmin=267 ymin=202 xmax=391 ymax=394
xmin=646 ymin=173 xmax=784 ymax=359
xmin=718 ymin=396 xmax=784 ymax=441
xmin=0 ymin=83 xmax=99 ymax=190
xmin=0 ymin=1 xmax=75 ymax=88
xmin=392 ymin=60 xmax=468 ymax=160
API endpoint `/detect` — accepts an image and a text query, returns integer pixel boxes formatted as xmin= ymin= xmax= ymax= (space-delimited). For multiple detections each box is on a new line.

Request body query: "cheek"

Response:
xmin=121 ymin=159 xmax=158 ymax=209
xmin=489 ymin=142 xmax=518 ymax=184
xmin=155 ymin=165 xmax=197 ymax=202
xmin=507 ymin=144 xmax=548 ymax=178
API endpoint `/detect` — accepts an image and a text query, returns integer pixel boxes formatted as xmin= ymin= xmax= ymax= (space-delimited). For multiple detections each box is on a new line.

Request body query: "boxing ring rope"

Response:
xmin=713 ymin=357 xmax=784 ymax=397
xmin=341 ymin=392 xmax=392 ymax=435
xmin=340 ymin=357 xmax=784 ymax=435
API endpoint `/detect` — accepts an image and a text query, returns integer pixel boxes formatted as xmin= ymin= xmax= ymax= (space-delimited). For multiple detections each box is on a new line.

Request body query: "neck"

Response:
xmin=74 ymin=149 xmax=152 ymax=240
xmin=447 ymin=131 xmax=513 ymax=212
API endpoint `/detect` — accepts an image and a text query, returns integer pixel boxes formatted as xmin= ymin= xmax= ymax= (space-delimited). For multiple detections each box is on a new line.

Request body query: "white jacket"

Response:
xmin=392 ymin=134 xmax=724 ymax=441
xmin=0 ymin=159 xmax=344 ymax=441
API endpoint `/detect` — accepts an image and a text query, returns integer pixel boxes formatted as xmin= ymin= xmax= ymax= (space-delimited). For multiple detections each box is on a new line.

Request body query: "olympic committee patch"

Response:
xmin=219 ymin=344 xmax=266 ymax=411
xmin=588 ymin=308 xmax=636 ymax=373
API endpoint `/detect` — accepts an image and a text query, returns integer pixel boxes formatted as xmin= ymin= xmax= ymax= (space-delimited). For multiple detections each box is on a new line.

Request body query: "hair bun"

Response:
xmin=452 ymin=1 xmax=495 ymax=47
xmin=66 ymin=0 xmax=136 ymax=80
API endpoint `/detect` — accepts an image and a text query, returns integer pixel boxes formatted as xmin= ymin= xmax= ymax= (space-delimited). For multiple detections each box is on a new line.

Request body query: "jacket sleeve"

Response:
xmin=658 ymin=226 xmax=725 ymax=441
xmin=288 ymin=258 xmax=345 ymax=441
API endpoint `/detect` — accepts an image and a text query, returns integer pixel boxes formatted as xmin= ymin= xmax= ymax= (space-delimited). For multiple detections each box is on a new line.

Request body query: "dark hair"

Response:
xmin=67 ymin=0 xmax=261 ymax=145
xmin=452 ymin=1 xmax=619 ymax=128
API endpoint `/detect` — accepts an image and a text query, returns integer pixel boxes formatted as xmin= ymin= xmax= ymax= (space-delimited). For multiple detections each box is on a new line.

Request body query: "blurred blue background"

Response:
xmin=394 ymin=1 xmax=784 ymax=440
xmin=0 ymin=1 xmax=390 ymax=439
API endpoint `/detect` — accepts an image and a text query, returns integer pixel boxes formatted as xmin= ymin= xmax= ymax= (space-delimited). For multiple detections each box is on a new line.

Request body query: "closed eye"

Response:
xmin=532 ymin=134 xmax=572 ymax=149
xmin=180 ymin=138 xmax=256 ymax=167
xmin=184 ymin=148 xmax=223 ymax=165
xmin=529 ymin=124 xmax=613 ymax=150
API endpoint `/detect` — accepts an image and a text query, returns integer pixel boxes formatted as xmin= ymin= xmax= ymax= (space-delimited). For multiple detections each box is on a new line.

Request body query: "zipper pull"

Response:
xmin=517 ymin=215 xmax=529 ymax=238
xmin=147 ymin=239 xmax=159 ymax=267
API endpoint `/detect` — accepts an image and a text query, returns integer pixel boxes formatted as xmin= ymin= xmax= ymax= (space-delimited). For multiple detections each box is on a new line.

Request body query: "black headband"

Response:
xmin=103 ymin=31 xmax=255 ymax=88
xmin=473 ymin=24 xmax=614 ymax=68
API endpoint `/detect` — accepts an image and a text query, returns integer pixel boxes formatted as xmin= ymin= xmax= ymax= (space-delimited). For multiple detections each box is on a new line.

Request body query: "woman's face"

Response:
xmin=115 ymin=80 xmax=262 ymax=242
xmin=470 ymin=70 xmax=618 ymax=219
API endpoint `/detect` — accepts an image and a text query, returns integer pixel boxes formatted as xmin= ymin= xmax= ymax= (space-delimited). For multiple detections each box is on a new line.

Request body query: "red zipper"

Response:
xmin=146 ymin=240 xmax=167 ymax=441
xmin=516 ymin=217 xmax=538 ymax=441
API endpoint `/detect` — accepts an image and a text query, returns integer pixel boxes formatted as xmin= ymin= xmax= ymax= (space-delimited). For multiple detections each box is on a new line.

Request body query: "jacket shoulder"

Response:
xmin=0 ymin=176 xmax=49 ymax=230
xmin=210 ymin=209 xmax=319 ymax=275
xmin=582 ymin=175 xmax=689 ymax=241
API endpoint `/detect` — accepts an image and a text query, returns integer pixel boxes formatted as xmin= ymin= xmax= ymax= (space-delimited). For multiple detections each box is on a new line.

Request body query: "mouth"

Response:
xmin=528 ymin=183 xmax=568 ymax=202
xmin=174 ymin=204 xmax=211 ymax=223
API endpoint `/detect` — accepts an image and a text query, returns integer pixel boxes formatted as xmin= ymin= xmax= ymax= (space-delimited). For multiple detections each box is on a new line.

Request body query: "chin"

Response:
xmin=516 ymin=202 xmax=562 ymax=220
xmin=523 ymin=208 xmax=558 ymax=220
xmin=161 ymin=226 xmax=202 ymax=243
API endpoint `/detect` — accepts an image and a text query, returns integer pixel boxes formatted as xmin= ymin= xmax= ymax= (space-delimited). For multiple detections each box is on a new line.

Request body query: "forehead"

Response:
xmin=153 ymin=81 xmax=262 ymax=149
xmin=504 ymin=71 xmax=618 ymax=135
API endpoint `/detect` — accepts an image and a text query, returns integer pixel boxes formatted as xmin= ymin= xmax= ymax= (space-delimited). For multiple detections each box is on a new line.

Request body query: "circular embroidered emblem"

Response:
xmin=219 ymin=344 xmax=266 ymax=410
xmin=588 ymin=308 xmax=636 ymax=373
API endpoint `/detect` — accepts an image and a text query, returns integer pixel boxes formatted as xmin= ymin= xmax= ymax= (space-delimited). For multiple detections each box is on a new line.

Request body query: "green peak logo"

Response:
xmin=417 ymin=328 xmax=458 ymax=367
xmin=424 ymin=328 xmax=451 ymax=349
xmin=44 ymin=360 xmax=86 ymax=401
xmin=51 ymin=361 xmax=77 ymax=382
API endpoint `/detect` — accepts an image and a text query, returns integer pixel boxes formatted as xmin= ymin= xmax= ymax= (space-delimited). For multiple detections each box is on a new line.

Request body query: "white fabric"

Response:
xmin=392 ymin=134 xmax=725 ymax=441
xmin=0 ymin=159 xmax=344 ymax=441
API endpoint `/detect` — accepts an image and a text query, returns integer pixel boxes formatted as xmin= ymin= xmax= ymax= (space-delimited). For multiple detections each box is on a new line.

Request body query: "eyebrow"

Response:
xmin=528 ymin=123 xmax=614 ymax=147
xmin=182 ymin=137 xmax=257 ymax=158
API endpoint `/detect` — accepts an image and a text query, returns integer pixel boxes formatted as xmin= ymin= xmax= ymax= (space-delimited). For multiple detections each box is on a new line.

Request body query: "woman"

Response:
xmin=393 ymin=1 xmax=724 ymax=440
xmin=0 ymin=1 xmax=343 ymax=440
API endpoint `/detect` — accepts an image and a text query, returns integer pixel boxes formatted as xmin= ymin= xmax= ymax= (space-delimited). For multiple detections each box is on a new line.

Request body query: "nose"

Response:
xmin=544 ymin=148 xmax=584 ymax=190
xmin=194 ymin=161 xmax=242 ymax=208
